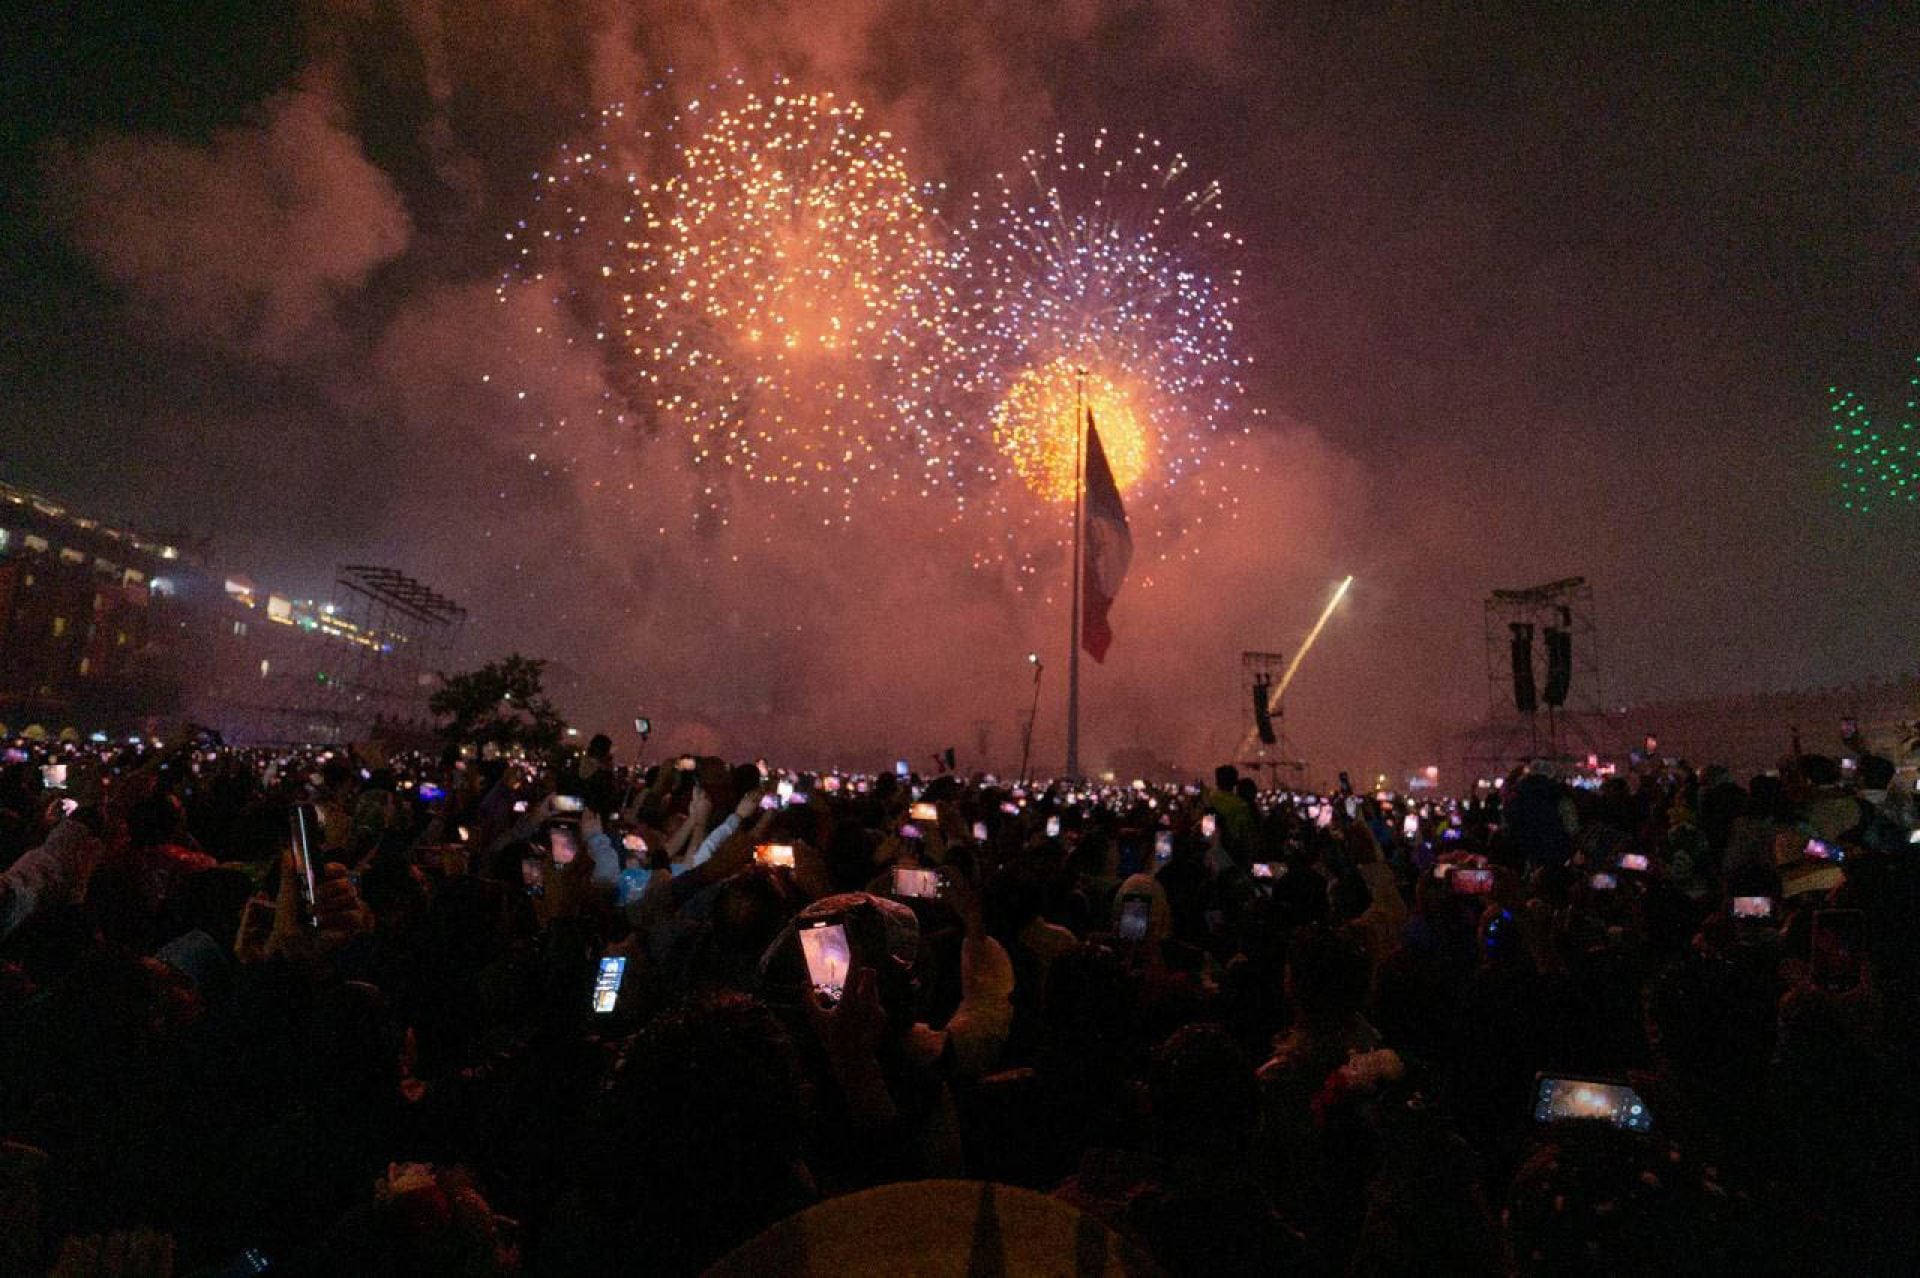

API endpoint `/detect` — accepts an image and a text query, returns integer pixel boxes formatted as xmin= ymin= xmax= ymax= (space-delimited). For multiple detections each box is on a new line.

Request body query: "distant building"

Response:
xmin=0 ymin=481 xmax=459 ymax=744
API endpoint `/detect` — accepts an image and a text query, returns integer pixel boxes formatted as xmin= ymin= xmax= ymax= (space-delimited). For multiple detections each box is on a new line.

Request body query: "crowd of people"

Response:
xmin=0 ymin=728 xmax=1915 ymax=1274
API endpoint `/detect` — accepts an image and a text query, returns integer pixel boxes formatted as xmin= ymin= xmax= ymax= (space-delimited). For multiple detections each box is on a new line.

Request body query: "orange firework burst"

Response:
xmin=498 ymin=79 xmax=964 ymax=524
xmin=991 ymin=359 xmax=1150 ymax=503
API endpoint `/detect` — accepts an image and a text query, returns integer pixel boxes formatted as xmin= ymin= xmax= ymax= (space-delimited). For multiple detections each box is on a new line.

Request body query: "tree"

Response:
xmin=429 ymin=653 xmax=565 ymax=752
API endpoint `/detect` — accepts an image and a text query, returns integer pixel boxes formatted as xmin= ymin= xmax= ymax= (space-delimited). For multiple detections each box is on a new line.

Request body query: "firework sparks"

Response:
xmin=497 ymin=79 xmax=963 ymax=522
xmin=991 ymin=359 xmax=1150 ymax=502
xmin=955 ymin=128 xmax=1255 ymax=579
xmin=495 ymin=100 xmax=1254 ymax=562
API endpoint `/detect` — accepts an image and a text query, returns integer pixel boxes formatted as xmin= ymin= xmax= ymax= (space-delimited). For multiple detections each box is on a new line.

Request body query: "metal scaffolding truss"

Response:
xmin=337 ymin=565 xmax=467 ymax=628
xmin=1467 ymin=576 xmax=1609 ymax=777
xmin=1238 ymin=649 xmax=1306 ymax=784
xmin=321 ymin=565 xmax=467 ymax=739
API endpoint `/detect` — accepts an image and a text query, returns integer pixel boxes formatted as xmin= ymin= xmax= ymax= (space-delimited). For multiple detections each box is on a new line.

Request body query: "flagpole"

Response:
xmin=1067 ymin=368 xmax=1085 ymax=780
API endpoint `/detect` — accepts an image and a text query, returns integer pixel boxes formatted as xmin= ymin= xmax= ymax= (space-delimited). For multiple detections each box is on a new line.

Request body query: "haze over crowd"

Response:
xmin=3 ymin=3 xmax=1915 ymax=773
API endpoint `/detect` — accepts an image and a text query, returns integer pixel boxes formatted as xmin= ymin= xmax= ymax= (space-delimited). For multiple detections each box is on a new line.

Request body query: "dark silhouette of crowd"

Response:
xmin=1 ymin=732 xmax=1915 ymax=1275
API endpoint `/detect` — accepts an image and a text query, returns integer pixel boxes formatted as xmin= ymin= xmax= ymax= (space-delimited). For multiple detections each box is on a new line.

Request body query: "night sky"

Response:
xmin=3 ymin=3 xmax=1915 ymax=776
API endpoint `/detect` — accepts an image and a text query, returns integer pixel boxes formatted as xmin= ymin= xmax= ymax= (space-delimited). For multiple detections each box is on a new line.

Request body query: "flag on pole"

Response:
xmin=1081 ymin=408 xmax=1133 ymax=662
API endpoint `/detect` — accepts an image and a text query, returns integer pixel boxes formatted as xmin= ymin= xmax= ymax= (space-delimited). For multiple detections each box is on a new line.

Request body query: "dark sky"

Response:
xmin=2 ymin=2 xmax=1915 ymax=777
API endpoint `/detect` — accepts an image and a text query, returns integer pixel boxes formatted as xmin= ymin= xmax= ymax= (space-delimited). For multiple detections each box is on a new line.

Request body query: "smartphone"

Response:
xmin=512 ymin=799 xmax=529 ymax=814
xmin=1001 ymin=801 xmax=1020 ymax=816
xmin=971 ymin=821 xmax=988 ymax=842
xmin=894 ymin=759 xmax=910 ymax=779
xmin=898 ymin=823 xmax=923 ymax=840
xmin=289 ymin=804 xmax=320 ymax=926
xmin=1811 ymin=909 xmax=1864 ymax=990
xmin=591 ymin=956 xmax=626 ymax=1014
xmin=457 ymin=825 xmax=471 ymax=842
xmin=677 ymin=756 xmax=697 ymax=772
xmin=42 ymin=762 xmax=68 ymax=788
xmin=634 ymin=717 xmax=651 ymax=736
xmin=58 ymin=796 xmax=80 ymax=816
xmin=908 ymin=801 xmax=937 ymax=822
xmin=787 ymin=790 xmax=809 ymax=806
xmin=1588 ymin=872 xmax=1617 ymax=891
xmin=1803 ymin=837 xmax=1844 ymax=863
xmin=1617 ymin=852 xmax=1650 ymax=872
xmin=1315 ymin=806 xmax=1334 ymax=830
xmin=893 ymin=866 xmax=941 ymax=899
xmin=1200 ymin=813 xmax=1217 ymax=838
xmin=552 ymin=794 xmax=586 ymax=814
xmin=1533 ymin=1076 xmax=1652 ymax=1132
xmin=547 ymin=823 xmax=580 ymax=866
xmin=1450 ymin=868 xmax=1496 ymax=895
xmin=776 ymin=779 xmax=795 ymax=803
xmin=1045 ymin=815 xmax=1062 ymax=838
xmin=202 ymin=1248 xmax=272 ymax=1278
xmin=1154 ymin=830 xmax=1174 ymax=864
xmin=798 ymin=919 xmax=852 ymax=1004
xmin=417 ymin=782 xmax=445 ymax=802
xmin=521 ymin=855 xmax=546 ymax=895
xmin=821 ymin=775 xmax=841 ymax=792
xmin=622 ymin=832 xmax=647 ymax=854
xmin=1731 ymin=895 xmax=1774 ymax=921
xmin=1251 ymin=861 xmax=1284 ymax=880
xmin=1402 ymin=813 xmax=1420 ymax=839
xmin=755 ymin=842 xmax=796 ymax=868
xmin=1117 ymin=895 xmax=1152 ymax=941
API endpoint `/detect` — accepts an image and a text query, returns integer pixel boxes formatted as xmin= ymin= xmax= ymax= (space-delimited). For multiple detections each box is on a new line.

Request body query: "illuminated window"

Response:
xmin=51 ymin=616 xmax=67 ymax=637
xmin=24 ymin=535 xmax=48 ymax=553
xmin=232 ymin=620 xmax=248 ymax=637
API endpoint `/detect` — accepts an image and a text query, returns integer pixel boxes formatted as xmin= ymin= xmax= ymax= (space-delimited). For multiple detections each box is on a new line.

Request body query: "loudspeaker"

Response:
xmin=1543 ymin=627 xmax=1572 ymax=707
xmin=1509 ymin=623 xmax=1537 ymax=714
xmin=1252 ymin=677 xmax=1276 ymax=745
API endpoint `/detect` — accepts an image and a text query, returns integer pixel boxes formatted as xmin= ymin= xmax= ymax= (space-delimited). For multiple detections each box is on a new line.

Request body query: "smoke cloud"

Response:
xmin=22 ymin=3 xmax=1916 ymax=779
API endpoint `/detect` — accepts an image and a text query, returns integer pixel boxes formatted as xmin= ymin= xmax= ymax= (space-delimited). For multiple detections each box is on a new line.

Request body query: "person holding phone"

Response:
xmin=0 ymin=804 xmax=108 ymax=942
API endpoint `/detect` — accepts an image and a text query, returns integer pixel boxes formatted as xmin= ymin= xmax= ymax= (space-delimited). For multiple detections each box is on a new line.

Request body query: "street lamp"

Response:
xmin=1019 ymin=652 xmax=1045 ymax=784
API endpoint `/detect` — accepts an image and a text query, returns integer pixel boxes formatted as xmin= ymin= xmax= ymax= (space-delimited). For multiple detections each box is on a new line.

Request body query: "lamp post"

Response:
xmin=1019 ymin=652 xmax=1044 ymax=784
